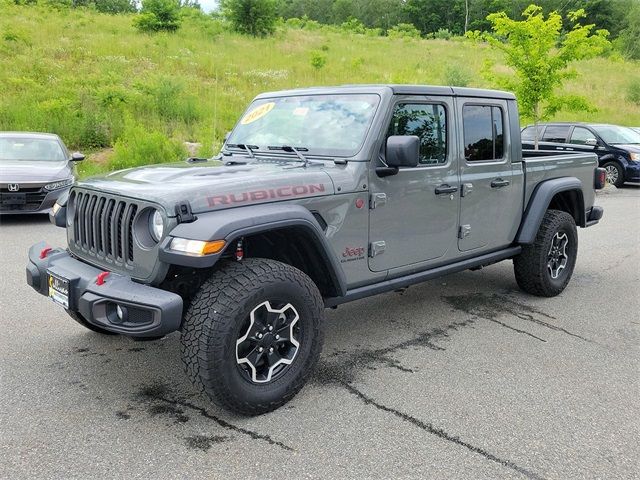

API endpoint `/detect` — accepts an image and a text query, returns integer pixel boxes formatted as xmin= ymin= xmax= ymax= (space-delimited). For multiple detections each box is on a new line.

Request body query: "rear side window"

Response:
xmin=387 ymin=103 xmax=447 ymax=165
xmin=463 ymin=105 xmax=504 ymax=161
xmin=542 ymin=125 xmax=570 ymax=143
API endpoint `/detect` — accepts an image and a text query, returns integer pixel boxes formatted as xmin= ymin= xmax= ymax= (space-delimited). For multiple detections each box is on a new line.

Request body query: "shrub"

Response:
xmin=310 ymin=50 xmax=327 ymax=70
xmin=222 ymin=0 xmax=277 ymax=37
xmin=388 ymin=23 xmax=420 ymax=40
xmin=109 ymin=120 xmax=186 ymax=171
xmin=133 ymin=0 xmax=181 ymax=33
xmin=433 ymin=28 xmax=452 ymax=40
xmin=443 ymin=65 xmax=471 ymax=87
xmin=627 ymin=79 xmax=640 ymax=105
xmin=94 ymin=0 xmax=137 ymax=14
xmin=340 ymin=17 xmax=365 ymax=35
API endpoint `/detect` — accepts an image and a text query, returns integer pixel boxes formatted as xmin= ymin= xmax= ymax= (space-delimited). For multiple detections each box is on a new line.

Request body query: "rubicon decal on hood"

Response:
xmin=207 ymin=183 xmax=327 ymax=207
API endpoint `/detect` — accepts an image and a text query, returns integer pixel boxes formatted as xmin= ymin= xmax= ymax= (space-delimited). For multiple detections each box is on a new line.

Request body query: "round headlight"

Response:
xmin=150 ymin=210 xmax=164 ymax=242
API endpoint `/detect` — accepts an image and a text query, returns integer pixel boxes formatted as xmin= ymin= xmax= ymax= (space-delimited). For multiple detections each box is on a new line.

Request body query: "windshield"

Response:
xmin=0 ymin=137 xmax=66 ymax=162
xmin=226 ymin=94 xmax=381 ymax=157
xmin=591 ymin=125 xmax=640 ymax=145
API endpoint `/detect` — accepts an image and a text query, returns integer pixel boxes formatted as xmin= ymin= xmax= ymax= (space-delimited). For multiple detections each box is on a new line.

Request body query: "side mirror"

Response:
xmin=386 ymin=135 xmax=420 ymax=168
xmin=71 ymin=152 xmax=85 ymax=161
xmin=584 ymin=138 xmax=598 ymax=146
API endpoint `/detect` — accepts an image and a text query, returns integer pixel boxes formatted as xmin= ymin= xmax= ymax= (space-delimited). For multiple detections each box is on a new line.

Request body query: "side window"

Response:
xmin=569 ymin=127 xmax=594 ymax=145
xmin=542 ymin=125 xmax=570 ymax=143
xmin=387 ymin=103 xmax=447 ymax=165
xmin=522 ymin=125 xmax=543 ymax=141
xmin=463 ymin=105 xmax=504 ymax=162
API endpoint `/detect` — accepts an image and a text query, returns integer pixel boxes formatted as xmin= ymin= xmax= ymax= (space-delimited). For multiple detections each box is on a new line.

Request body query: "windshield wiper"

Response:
xmin=226 ymin=143 xmax=257 ymax=159
xmin=267 ymin=145 xmax=310 ymax=167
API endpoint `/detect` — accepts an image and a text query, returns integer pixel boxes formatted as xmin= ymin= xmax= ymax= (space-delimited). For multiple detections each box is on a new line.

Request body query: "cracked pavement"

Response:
xmin=1 ymin=186 xmax=639 ymax=479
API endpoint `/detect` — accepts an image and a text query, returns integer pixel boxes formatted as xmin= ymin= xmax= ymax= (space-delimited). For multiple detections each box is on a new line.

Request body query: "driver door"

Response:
xmin=368 ymin=97 xmax=460 ymax=273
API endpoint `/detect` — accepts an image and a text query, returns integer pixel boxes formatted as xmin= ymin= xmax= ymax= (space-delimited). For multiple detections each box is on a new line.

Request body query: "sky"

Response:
xmin=198 ymin=0 xmax=218 ymax=13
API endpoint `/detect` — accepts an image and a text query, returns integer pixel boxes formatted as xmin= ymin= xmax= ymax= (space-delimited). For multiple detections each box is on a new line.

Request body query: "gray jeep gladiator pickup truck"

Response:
xmin=26 ymin=85 xmax=605 ymax=415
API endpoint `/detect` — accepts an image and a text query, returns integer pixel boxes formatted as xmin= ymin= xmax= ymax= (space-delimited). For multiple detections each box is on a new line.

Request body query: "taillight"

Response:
xmin=594 ymin=167 xmax=606 ymax=190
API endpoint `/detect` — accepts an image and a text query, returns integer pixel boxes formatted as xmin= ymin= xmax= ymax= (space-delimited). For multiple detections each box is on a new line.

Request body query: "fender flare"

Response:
xmin=515 ymin=177 xmax=585 ymax=244
xmin=159 ymin=203 xmax=347 ymax=296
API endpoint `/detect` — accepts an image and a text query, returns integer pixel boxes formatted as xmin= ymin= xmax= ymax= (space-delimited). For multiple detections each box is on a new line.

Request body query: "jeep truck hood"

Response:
xmin=76 ymin=161 xmax=335 ymax=215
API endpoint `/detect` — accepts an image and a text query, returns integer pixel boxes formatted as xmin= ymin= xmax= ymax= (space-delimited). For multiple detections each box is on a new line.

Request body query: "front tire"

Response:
xmin=180 ymin=258 xmax=324 ymax=416
xmin=514 ymin=210 xmax=578 ymax=297
xmin=603 ymin=161 xmax=624 ymax=187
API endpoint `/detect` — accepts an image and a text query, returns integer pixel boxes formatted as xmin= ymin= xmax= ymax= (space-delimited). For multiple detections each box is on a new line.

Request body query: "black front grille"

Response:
xmin=0 ymin=190 xmax=47 ymax=211
xmin=73 ymin=191 xmax=138 ymax=263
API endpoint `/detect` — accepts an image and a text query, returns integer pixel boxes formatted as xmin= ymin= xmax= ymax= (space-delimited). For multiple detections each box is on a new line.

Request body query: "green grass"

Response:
xmin=1 ymin=3 xmax=639 ymax=177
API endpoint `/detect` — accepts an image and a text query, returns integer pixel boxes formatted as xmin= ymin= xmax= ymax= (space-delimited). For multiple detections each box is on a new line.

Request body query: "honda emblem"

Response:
xmin=7 ymin=184 xmax=19 ymax=192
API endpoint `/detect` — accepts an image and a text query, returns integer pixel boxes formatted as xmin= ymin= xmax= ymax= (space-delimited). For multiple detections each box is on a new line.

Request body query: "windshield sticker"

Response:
xmin=240 ymin=102 xmax=275 ymax=125
xmin=293 ymin=107 xmax=309 ymax=116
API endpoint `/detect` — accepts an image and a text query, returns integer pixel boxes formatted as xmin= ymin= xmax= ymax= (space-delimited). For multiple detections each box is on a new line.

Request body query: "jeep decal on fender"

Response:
xmin=207 ymin=184 xmax=327 ymax=207
xmin=341 ymin=246 xmax=366 ymax=263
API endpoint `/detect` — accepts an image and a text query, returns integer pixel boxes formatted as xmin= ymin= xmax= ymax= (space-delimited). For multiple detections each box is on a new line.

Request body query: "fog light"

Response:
xmin=115 ymin=304 xmax=128 ymax=323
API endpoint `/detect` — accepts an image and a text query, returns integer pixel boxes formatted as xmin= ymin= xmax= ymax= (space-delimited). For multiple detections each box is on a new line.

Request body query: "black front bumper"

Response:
xmin=26 ymin=242 xmax=183 ymax=337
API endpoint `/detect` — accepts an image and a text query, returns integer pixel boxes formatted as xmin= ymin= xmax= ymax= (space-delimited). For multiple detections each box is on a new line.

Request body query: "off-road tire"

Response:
xmin=514 ymin=209 xmax=578 ymax=297
xmin=180 ymin=258 xmax=324 ymax=416
xmin=66 ymin=309 xmax=118 ymax=335
xmin=602 ymin=161 xmax=624 ymax=188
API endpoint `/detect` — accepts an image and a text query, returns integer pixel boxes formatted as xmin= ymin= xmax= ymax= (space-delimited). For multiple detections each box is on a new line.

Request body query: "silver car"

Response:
xmin=0 ymin=132 xmax=83 ymax=214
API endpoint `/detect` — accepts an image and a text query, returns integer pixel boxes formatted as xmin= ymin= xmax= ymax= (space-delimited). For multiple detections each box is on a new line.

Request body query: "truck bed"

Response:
xmin=521 ymin=151 xmax=598 ymax=211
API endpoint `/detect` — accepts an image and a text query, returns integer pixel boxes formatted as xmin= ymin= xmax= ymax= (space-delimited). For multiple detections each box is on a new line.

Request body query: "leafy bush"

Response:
xmin=340 ymin=17 xmax=365 ymax=35
xmin=133 ymin=0 xmax=181 ymax=33
xmin=109 ymin=120 xmax=186 ymax=171
xmin=222 ymin=0 xmax=276 ymax=37
xmin=627 ymin=80 xmax=640 ymax=105
xmin=433 ymin=28 xmax=452 ymax=40
xmin=387 ymin=23 xmax=420 ymax=39
xmin=310 ymin=50 xmax=327 ymax=70
xmin=94 ymin=0 xmax=136 ymax=14
xmin=443 ymin=65 xmax=471 ymax=87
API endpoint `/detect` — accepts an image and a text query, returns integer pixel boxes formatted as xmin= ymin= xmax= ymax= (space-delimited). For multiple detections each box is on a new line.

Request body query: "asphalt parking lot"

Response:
xmin=1 ymin=186 xmax=639 ymax=480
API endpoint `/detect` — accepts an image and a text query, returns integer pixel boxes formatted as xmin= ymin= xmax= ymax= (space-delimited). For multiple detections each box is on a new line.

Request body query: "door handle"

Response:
xmin=435 ymin=184 xmax=457 ymax=195
xmin=491 ymin=178 xmax=510 ymax=188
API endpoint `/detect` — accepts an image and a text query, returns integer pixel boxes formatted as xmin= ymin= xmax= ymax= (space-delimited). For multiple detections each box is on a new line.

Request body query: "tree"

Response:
xmin=483 ymin=5 xmax=610 ymax=148
xmin=133 ymin=0 xmax=182 ymax=32
xmin=223 ymin=0 xmax=277 ymax=37
xmin=94 ymin=0 xmax=137 ymax=14
xmin=617 ymin=1 xmax=640 ymax=60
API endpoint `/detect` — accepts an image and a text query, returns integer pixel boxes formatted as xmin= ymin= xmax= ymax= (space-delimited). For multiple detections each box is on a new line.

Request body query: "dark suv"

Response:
xmin=522 ymin=123 xmax=640 ymax=187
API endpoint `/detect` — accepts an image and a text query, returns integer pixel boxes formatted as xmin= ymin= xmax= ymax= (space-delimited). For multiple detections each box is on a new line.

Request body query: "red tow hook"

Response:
xmin=96 ymin=271 xmax=110 ymax=286
xmin=39 ymin=247 xmax=53 ymax=259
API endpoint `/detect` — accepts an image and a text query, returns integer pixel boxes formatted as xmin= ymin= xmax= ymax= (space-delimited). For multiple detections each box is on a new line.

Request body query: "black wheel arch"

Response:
xmin=159 ymin=203 xmax=347 ymax=298
xmin=516 ymin=177 xmax=585 ymax=244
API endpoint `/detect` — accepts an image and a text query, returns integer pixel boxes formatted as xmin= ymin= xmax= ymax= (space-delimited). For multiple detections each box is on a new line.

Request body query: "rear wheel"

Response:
xmin=181 ymin=258 xmax=324 ymax=415
xmin=514 ymin=209 xmax=578 ymax=297
xmin=603 ymin=161 xmax=624 ymax=187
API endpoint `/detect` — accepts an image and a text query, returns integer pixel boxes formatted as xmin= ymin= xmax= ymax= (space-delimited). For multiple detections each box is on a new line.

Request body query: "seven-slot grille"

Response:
xmin=72 ymin=191 xmax=138 ymax=263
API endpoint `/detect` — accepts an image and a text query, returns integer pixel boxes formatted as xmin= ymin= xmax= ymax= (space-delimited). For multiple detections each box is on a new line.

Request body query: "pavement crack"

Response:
xmin=343 ymin=383 xmax=545 ymax=480
xmin=485 ymin=317 xmax=547 ymax=342
xmin=315 ymin=319 xmax=475 ymax=386
xmin=136 ymin=383 xmax=294 ymax=452
xmin=445 ymin=293 xmax=595 ymax=344
xmin=159 ymin=396 xmax=294 ymax=452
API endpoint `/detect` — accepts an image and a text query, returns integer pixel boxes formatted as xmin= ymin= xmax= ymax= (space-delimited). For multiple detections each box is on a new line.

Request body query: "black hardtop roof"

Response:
xmin=255 ymin=84 xmax=516 ymax=100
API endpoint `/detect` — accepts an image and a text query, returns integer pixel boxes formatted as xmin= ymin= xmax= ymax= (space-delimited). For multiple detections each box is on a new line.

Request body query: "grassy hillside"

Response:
xmin=1 ymin=3 xmax=639 ymax=176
